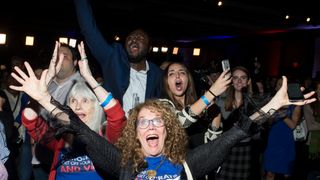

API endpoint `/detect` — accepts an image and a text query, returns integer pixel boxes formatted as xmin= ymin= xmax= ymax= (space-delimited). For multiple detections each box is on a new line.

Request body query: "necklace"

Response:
xmin=146 ymin=156 xmax=165 ymax=179
xmin=147 ymin=170 xmax=157 ymax=179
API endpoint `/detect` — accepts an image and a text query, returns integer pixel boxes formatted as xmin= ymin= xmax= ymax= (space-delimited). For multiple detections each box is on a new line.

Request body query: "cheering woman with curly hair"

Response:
xmin=9 ymin=56 xmax=316 ymax=179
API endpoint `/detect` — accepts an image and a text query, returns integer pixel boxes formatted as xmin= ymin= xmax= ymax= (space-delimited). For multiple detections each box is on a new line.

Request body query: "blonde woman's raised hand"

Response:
xmin=77 ymin=41 xmax=93 ymax=80
xmin=46 ymin=41 xmax=64 ymax=85
xmin=209 ymin=70 xmax=232 ymax=97
xmin=9 ymin=62 xmax=50 ymax=103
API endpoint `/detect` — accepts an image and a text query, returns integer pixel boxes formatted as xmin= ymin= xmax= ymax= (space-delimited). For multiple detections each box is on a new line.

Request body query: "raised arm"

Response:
xmin=250 ymin=76 xmax=316 ymax=121
xmin=9 ymin=61 xmax=122 ymax=177
xmin=189 ymin=70 xmax=231 ymax=115
xmin=177 ymin=70 xmax=231 ymax=127
xmin=46 ymin=41 xmax=64 ymax=85
xmin=73 ymin=0 xmax=114 ymax=64
xmin=10 ymin=62 xmax=53 ymax=112
xmin=77 ymin=41 xmax=126 ymax=143
xmin=185 ymin=76 xmax=316 ymax=178
xmin=77 ymin=41 xmax=117 ymax=109
xmin=282 ymin=105 xmax=302 ymax=129
xmin=21 ymin=41 xmax=64 ymax=121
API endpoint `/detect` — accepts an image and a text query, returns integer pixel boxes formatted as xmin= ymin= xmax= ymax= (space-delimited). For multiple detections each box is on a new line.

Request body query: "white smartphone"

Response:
xmin=221 ymin=59 xmax=230 ymax=71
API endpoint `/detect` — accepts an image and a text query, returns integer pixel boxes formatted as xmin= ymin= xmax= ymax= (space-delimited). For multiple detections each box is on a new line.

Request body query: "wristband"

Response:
xmin=208 ymin=89 xmax=217 ymax=98
xmin=101 ymin=93 xmax=113 ymax=108
xmin=200 ymin=95 xmax=210 ymax=106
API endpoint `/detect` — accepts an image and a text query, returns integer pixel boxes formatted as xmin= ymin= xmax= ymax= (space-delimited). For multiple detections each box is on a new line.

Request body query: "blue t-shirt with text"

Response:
xmin=136 ymin=155 xmax=182 ymax=180
xmin=56 ymin=147 xmax=103 ymax=180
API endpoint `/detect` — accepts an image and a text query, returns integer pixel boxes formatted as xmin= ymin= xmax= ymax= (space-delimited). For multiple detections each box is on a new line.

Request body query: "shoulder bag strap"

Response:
xmin=183 ymin=161 xmax=193 ymax=180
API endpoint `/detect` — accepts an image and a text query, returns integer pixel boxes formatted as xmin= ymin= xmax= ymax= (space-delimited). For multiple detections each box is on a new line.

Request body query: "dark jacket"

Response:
xmin=74 ymin=0 xmax=163 ymax=105
xmin=54 ymin=104 xmax=254 ymax=179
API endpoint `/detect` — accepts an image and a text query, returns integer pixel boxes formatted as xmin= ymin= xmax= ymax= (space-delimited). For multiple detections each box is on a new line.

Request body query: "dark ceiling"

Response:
xmin=1 ymin=0 xmax=320 ymax=42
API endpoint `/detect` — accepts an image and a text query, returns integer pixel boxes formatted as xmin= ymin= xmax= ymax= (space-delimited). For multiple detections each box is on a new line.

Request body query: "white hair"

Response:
xmin=67 ymin=82 xmax=105 ymax=132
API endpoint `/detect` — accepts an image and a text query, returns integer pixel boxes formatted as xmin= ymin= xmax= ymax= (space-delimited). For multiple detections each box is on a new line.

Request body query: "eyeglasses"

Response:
xmin=136 ymin=118 xmax=165 ymax=129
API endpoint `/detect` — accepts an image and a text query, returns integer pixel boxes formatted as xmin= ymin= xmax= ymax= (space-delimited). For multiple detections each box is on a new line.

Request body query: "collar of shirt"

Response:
xmin=51 ymin=71 xmax=83 ymax=87
xmin=131 ymin=61 xmax=150 ymax=74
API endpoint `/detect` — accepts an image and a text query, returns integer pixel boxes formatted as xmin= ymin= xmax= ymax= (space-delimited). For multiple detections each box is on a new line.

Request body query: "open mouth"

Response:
xmin=76 ymin=113 xmax=86 ymax=120
xmin=129 ymin=43 xmax=139 ymax=50
xmin=175 ymin=79 xmax=183 ymax=91
xmin=146 ymin=134 xmax=159 ymax=147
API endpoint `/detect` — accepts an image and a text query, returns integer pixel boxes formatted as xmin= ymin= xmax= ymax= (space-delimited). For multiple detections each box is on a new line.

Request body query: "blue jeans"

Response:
xmin=18 ymin=134 xmax=32 ymax=180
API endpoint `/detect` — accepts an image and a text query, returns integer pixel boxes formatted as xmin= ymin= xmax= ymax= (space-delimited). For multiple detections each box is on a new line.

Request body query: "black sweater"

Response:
xmin=53 ymin=103 xmax=256 ymax=179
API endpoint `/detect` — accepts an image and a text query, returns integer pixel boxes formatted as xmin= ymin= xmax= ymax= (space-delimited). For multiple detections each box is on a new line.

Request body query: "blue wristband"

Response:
xmin=200 ymin=95 xmax=210 ymax=106
xmin=101 ymin=93 xmax=113 ymax=107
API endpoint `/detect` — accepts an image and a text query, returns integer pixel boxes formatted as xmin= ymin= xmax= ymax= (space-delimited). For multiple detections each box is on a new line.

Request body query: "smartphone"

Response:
xmin=221 ymin=59 xmax=230 ymax=71
xmin=287 ymin=83 xmax=304 ymax=102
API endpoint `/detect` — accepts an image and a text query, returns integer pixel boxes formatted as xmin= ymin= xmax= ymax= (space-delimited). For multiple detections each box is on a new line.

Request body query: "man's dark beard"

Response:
xmin=127 ymin=50 xmax=148 ymax=63
xmin=128 ymin=55 xmax=144 ymax=63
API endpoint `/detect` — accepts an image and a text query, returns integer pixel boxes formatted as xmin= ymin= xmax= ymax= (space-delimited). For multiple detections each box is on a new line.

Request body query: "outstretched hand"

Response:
xmin=46 ymin=41 xmax=64 ymax=85
xmin=9 ymin=62 xmax=50 ymax=103
xmin=77 ymin=41 xmax=93 ymax=81
xmin=209 ymin=70 xmax=232 ymax=96
xmin=269 ymin=76 xmax=316 ymax=110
